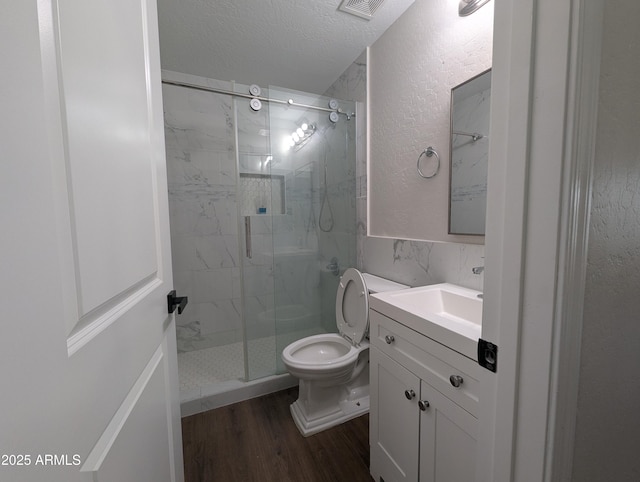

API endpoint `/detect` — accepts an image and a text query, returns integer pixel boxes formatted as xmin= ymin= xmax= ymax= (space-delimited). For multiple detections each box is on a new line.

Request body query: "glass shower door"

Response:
xmin=234 ymin=90 xmax=278 ymax=381
xmin=267 ymin=87 xmax=357 ymax=374
xmin=235 ymin=84 xmax=357 ymax=381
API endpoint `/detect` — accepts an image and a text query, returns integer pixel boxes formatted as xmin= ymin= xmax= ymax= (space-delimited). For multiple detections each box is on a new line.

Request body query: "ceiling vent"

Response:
xmin=338 ymin=0 xmax=386 ymax=20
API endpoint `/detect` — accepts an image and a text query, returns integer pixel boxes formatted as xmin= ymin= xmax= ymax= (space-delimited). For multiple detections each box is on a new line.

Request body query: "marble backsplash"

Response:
xmin=362 ymin=237 xmax=484 ymax=291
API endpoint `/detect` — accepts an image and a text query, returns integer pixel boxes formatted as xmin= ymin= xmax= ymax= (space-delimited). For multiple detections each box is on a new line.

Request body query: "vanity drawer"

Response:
xmin=370 ymin=309 xmax=481 ymax=416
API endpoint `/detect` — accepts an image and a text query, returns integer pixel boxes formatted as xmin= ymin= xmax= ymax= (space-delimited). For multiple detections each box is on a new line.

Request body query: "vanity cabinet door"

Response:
xmin=371 ymin=349 xmax=420 ymax=482
xmin=419 ymin=380 xmax=478 ymax=482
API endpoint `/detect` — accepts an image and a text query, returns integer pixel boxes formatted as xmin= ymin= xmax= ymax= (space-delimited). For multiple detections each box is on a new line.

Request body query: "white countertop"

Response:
xmin=370 ymin=283 xmax=482 ymax=360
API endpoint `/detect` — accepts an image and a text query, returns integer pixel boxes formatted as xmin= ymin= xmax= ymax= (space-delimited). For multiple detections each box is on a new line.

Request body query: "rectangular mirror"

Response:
xmin=449 ymin=69 xmax=491 ymax=236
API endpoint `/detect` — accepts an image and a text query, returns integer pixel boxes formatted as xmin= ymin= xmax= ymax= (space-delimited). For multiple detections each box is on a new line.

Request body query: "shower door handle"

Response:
xmin=244 ymin=216 xmax=252 ymax=259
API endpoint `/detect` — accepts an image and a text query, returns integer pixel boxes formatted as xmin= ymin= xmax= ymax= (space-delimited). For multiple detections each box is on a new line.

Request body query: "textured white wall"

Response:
xmin=324 ymin=51 xmax=485 ymax=291
xmin=368 ymin=0 xmax=493 ymax=242
xmin=572 ymin=1 xmax=640 ymax=479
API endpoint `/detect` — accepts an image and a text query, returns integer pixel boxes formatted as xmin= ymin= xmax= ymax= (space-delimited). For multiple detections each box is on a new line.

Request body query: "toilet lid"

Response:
xmin=336 ymin=268 xmax=369 ymax=345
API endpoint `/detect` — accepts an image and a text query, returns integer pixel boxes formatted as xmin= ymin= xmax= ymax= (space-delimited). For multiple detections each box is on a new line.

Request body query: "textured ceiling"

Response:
xmin=156 ymin=0 xmax=415 ymax=95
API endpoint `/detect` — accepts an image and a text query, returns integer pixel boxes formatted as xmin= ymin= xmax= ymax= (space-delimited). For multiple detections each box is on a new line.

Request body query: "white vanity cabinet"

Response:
xmin=369 ymin=309 xmax=482 ymax=482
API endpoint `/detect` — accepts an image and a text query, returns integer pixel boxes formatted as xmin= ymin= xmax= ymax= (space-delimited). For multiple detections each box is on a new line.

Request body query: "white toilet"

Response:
xmin=281 ymin=268 xmax=408 ymax=436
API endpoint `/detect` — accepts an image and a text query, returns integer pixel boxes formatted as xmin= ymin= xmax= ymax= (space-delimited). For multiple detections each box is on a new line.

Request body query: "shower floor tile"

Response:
xmin=178 ymin=342 xmax=245 ymax=394
xmin=177 ymin=328 xmax=327 ymax=397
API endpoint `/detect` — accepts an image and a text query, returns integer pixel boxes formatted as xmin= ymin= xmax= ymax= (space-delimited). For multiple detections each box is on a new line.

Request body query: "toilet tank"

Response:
xmin=362 ymin=273 xmax=408 ymax=294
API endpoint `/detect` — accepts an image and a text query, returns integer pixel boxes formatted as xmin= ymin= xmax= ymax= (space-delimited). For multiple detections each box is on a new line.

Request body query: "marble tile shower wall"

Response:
xmin=163 ymin=70 xmax=339 ymax=351
xmin=325 ymin=52 xmax=485 ymax=291
xmin=324 ymin=52 xmax=367 ymax=271
xmin=163 ymin=72 xmax=245 ymax=352
xmin=270 ymin=170 xmax=321 ymax=332
xmin=268 ymin=115 xmax=357 ymax=335
xmin=313 ymin=121 xmax=358 ymax=333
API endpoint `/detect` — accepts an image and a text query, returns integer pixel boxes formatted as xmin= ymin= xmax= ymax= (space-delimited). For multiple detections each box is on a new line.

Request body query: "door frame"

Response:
xmin=478 ymin=0 xmax=604 ymax=480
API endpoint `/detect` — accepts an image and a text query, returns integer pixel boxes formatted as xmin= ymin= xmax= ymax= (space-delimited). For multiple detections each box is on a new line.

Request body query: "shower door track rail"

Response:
xmin=161 ymin=79 xmax=355 ymax=117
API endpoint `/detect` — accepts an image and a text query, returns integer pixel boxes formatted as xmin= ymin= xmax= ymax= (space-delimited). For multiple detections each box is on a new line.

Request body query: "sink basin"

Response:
xmin=383 ymin=283 xmax=482 ymax=326
xmin=370 ymin=283 xmax=483 ymax=360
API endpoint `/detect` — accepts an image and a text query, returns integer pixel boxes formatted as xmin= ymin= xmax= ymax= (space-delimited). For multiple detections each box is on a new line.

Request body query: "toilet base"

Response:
xmin=290 ymin=394 xmax=369 ymax=437
xmin=285 ymin=340 xmax=371 ymax=437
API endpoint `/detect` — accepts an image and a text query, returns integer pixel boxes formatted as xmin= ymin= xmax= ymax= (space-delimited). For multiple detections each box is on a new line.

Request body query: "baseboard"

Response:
xmin=180 ymin=373 xmax=298 ymax=417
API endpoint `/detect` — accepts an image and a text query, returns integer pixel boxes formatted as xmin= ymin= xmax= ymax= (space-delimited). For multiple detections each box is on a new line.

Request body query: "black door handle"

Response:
xmin=167 ymin=290 xmax=188 ymax=314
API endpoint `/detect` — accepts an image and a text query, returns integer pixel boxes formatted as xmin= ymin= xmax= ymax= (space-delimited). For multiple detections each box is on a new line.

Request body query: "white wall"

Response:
xmin=368 ymin=0 xmax=493 ymax=243
xmin=572 ymin=1 xmax=640 ymax=479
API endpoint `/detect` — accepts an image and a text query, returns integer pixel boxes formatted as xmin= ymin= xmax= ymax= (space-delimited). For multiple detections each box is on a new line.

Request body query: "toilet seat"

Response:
xmin=336 ymin=268 xmax=369 ymax=346
xmin=281 ymin=333 xmax=367 ymax=380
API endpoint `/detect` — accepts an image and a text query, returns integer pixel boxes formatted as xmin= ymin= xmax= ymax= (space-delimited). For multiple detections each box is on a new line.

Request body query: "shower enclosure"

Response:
xmin=162 ymin=72 xmax=357 ymax=410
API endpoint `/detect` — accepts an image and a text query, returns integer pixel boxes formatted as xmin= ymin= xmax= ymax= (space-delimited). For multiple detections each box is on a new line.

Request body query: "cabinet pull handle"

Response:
xmin=449 ymin=375 xmax=464 ymax=388
xmin=385 ymin=335 xmax=395 ymax=344
xmin=418 ymin=400 xmax=430 ymax=411
xmin=404 ymin=389 xmax=415 ymax=400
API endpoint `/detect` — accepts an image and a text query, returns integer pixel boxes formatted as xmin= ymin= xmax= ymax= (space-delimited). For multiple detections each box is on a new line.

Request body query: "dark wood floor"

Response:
xmin=181 ymin=387 xmax=373 ymax=482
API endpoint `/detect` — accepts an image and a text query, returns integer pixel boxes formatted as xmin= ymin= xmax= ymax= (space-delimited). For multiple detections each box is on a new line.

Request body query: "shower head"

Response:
xmin=458 ymin=0 xmax=491 ymax=16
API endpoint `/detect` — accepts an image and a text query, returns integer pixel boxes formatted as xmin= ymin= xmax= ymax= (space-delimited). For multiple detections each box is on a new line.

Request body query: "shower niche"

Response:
xmin=239 ymin=172 xmax=285 ymax=216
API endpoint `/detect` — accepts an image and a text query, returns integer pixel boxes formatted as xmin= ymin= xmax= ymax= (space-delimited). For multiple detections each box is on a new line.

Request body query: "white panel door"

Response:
xmin=0 ymin=1 xmax=183 ymax=482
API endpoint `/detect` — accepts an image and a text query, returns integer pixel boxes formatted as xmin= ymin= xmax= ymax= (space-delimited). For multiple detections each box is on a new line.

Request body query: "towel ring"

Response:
xmin=417 ymin=146 xmax=440 ymax=179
